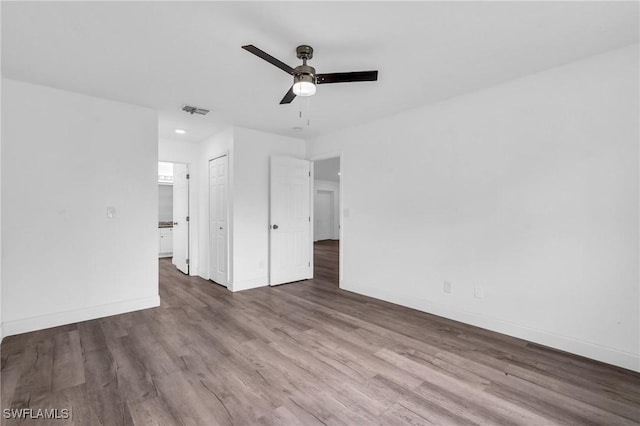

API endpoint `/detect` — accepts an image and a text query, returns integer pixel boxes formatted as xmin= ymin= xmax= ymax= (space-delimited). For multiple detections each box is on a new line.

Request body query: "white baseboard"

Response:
xmin=2 ymin=295 xmax=160 ymax=338
xmin=343 ymin=282 xmax=640 ymax=373
xmin=232 ymin=276 xmax=268 ymax=292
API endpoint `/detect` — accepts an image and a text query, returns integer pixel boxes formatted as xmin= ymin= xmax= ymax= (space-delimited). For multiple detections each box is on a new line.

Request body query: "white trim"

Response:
xmin=343 ymin=282 xmax=640 ymax=373
xmin=338 ymin=158 xmax=343 ymax=286
xmin=2 ymin=295 xmax=160 ymax=338
xmin=232 ymin=277 xmax=268 ymax=292
xmin=309 ymin=160 xmax=315 ymax=278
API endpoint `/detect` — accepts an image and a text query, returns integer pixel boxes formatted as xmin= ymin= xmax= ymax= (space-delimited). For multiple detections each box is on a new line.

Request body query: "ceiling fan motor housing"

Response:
xmin=294 ymin=73 xmax=315 ymax=87
xmin=295 ymin=45 xmax=316 ymax=83
xmin=293 ymin=64 xmax=317 ymax=96
xmin=296 ymin=45 xmax=313 ymax=60
xmin=294 ymin=64 xmax=316 ymax=83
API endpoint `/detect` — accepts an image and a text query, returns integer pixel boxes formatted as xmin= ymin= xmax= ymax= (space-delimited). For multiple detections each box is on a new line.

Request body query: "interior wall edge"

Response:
xmin=343 ymin=281 xmax=640 ymax=373
xmin=1 ymin=295 xmax=160 ymax=338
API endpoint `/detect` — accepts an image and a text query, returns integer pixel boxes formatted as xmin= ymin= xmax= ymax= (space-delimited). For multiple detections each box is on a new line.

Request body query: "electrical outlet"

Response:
xmin=443 ymin=281 xmax=453 ymax=294
xmin=474 ymin=286 xmax=484 ymax=298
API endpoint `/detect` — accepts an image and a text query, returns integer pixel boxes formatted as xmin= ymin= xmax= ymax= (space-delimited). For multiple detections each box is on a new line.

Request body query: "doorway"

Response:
xmin=158 ymin=161 xmax=190 ymax=275
xmin=312 ymin=157 xmax=340 ymax=286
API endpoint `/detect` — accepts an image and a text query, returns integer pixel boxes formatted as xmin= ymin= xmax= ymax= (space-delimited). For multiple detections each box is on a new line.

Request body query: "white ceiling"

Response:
xmin=314 ymin=157 xmax=341 ymax=182
xmin=3 ymin=2 xmax=638 ymax=142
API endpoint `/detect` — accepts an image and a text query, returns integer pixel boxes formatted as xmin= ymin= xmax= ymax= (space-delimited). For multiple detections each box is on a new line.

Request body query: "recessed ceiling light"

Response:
xmin=174 ymin=129 xmax=186 ymax=134
xmin=338 ymin=172 xmax=341 ymax=176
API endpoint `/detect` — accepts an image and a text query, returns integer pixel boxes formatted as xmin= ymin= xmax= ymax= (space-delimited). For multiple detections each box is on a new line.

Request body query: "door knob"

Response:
xmin=173 ymin=222 xmax=178 ymax=226
xmin=272 ymin=224 xmax=279 ymax=229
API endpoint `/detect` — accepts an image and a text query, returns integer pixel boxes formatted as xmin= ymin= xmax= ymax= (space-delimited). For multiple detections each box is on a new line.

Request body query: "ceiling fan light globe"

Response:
xmin=293 ymin=81 xmax=316 ymax=97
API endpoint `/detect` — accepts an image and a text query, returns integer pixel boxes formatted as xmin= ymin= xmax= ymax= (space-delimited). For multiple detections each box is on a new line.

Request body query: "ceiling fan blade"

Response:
xmin=279 ymin=86 xmax=297 ymax=104
xmin=316 ymin=70 xmax=378 ymax=84
xmin=241 ymin=45 xmax=295 ymax=75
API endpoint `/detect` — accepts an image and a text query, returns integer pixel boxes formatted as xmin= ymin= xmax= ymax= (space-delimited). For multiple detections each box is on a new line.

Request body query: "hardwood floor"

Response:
xmin=314 ymin=240 xmax=339 ymax=286
xmin=2 ymin=243 xmax=639 ymax=425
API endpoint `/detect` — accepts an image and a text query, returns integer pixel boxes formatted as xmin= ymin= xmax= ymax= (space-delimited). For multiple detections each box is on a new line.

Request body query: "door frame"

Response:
xmin=208 ymin=153 xmax=231 ymax=287
xmin=157 ymin=160 xmax=191 ymax=274
xmin=310 ymin=153 xmax=342 ymax=287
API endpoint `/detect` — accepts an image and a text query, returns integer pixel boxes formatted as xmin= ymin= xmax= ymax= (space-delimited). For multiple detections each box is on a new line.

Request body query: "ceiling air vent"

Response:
xmin=181 ymin=104 xmax=210 ymax=115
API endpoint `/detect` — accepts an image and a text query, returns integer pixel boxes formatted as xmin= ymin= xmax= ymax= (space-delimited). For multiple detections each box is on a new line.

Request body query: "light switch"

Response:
xmin=107 ymin=207 xmax=116 ymax=218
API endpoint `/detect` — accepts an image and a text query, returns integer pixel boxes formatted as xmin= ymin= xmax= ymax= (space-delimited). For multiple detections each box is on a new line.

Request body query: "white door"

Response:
xmin=172 ymin=164 xmax=190 ymax=274
xmin=270 ymin=156 xmax=312 ymax=286
xmin=209 ymin=155 xmax=228 ymax=286
xmin=314 ymin=190 xmax=333 ymax=241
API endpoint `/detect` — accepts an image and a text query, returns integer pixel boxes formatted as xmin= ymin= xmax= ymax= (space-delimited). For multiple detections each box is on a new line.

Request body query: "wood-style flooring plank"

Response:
xmin=52 ymin=330 xmax=85 ymax=392
xmin=2 ymin=241 xmax=639 ymax=425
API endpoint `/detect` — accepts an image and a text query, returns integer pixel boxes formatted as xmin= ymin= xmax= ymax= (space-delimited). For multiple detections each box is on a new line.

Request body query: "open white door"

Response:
xmin=172 ymin=163 xmax=189 ymax=274
xmin=209 ymin=155 xmax=228 ymax=287
xmin=270 ymin=156 xmax=312 ymax=286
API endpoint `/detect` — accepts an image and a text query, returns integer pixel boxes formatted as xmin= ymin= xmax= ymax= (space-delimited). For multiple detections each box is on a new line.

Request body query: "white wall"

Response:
xmin=186 ymin=126 xmax=305 ymax=292
xmin=159 ymin=138 xmax=200 ymax=275
xmin=0 ymin=8 xmax=3 ymax=340
xmin=314 ymin=179 xmax=340 ymax=240
xmin=1 ymin=79 xmax=160 ymax=336
xmin=307 ymin=45 xmax=640 ymax=371
xmin=231 ymin=127 xmax=306 ymax=291
xmin=197 ymin=128 xmax=234 ymax=283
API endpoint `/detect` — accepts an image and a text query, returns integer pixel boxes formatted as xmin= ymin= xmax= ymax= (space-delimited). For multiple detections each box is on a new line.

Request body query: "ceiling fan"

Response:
xmin=241 ymin=44 xmax=378 ymax=104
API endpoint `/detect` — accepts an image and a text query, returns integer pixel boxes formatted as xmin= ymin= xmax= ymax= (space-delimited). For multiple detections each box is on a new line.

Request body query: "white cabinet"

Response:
xmin=159 ymin=227 xmax=173 ymax=256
